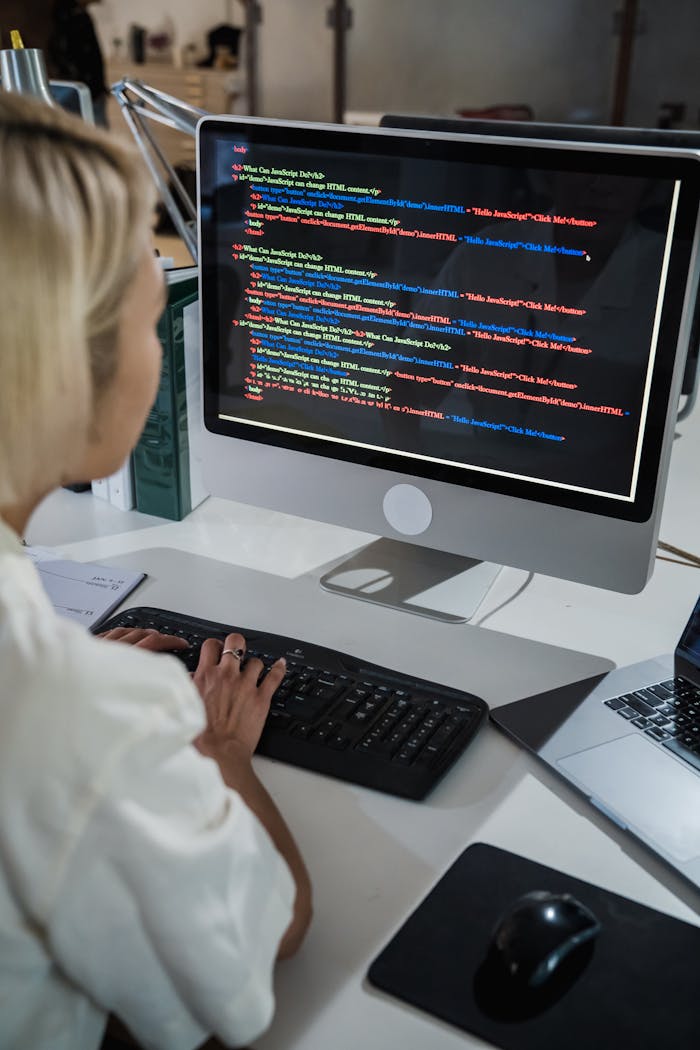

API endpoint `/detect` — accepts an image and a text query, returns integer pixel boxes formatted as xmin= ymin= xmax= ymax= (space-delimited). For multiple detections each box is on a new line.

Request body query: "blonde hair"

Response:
xmin=0 ymin=91 xmax=156 ymax=508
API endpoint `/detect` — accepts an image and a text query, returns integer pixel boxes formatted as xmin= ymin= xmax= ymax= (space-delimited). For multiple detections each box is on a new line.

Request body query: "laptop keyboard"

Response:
xmin=604 ymin=676 xmax=700 ymax=773
xmin=96 ymin=606 xmax=488 ymax=800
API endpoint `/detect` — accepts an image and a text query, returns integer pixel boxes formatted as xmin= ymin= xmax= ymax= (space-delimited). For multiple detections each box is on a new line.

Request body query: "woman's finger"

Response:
xmin=196 ymin=637 xmax=225 ymax=671
xmin=259 ymin=657 xmax=287 ymax=697
xmin=134 ymin=633 xmax=190 ymax=652
xmin=99 ymin=627 xmax=157 ymax=644
xmin=97 ymin=626 xmax=135 ymax=640
xmin=218 ymin=632 xmax=247 ymax=670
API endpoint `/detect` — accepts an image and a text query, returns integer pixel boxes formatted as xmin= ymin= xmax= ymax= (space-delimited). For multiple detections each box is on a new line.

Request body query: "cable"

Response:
xmin=472 ymin=541 xmax=698 ymax=627
xmin=657 ymin=540 xmax=700 ymax=568
xmin=472 ymin=571 xmax=535 ymax=626
xmin=657 ymin=555 xmax=700 ymax=568
xmin=471 ymin=539 xmax=697 ymax=628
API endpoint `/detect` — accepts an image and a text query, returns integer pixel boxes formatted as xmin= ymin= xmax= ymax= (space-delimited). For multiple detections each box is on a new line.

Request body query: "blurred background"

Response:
xmin=87 ymin=0 xmax=698 ymax=128
xmin=5 ymin=0 xmax=696 ymax=264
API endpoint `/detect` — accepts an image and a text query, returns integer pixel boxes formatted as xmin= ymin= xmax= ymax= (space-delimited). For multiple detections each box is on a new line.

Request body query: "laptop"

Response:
xmin=491 ymin=594 xmax=700 ymax=890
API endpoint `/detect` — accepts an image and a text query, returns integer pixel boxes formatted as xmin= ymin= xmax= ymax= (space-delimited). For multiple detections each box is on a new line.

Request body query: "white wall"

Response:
xmin=91 ymin=0 xmax=697 ymax=128
xmin=255 ymin=0 xmax=333 ymax=121
xmin=345 ymin=0 xmax=618 ymax=124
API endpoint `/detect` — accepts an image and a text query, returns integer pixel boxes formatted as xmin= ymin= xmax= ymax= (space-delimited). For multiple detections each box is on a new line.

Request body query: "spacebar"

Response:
xmin=662 ymin=737 xmax=700 ymax=773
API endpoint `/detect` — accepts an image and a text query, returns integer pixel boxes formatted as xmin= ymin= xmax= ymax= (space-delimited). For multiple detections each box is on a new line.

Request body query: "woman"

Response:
xmin=0 ymin=92 xmax=311 ymax=1050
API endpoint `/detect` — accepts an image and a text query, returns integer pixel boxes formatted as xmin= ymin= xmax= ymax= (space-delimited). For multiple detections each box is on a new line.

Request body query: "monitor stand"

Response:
xmin=319 ymin=538 xmax=502 ymax=624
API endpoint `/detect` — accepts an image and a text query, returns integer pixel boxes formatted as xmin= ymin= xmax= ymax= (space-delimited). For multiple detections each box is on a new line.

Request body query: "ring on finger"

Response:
xmin=221 ymin=646 xmax=245 ymax=662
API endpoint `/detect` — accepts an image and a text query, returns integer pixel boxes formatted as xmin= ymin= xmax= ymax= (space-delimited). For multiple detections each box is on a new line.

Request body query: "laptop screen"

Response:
xmin=677 ymin=595 xmax=700 ymax=665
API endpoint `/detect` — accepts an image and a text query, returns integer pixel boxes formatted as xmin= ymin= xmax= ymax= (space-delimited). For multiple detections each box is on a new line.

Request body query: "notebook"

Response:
xmin=25 ymin=547 xmax=146 ymax=630
xmin=367 ymin=843 xmax=700 ymax=1050
xmin=490 ymin=594 xmax=700 ymax=891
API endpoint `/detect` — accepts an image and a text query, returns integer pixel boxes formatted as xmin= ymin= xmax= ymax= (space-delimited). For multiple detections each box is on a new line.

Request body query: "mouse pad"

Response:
xmin=367 ymin=843 xmax=700 ymax=1050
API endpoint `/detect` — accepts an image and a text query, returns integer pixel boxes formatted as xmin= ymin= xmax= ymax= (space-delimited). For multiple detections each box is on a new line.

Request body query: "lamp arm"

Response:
xmin=111 ymin=77 xmax=209 ymax=262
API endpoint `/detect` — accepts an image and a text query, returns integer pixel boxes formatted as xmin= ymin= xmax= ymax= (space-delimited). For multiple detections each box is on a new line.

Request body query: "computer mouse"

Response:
xmin=488 ymin=889 xmax=601 ymax=989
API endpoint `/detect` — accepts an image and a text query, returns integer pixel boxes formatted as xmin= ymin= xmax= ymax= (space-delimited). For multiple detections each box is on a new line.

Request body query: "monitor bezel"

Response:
xmin=197 ymin=116 xmax=700 ymax=526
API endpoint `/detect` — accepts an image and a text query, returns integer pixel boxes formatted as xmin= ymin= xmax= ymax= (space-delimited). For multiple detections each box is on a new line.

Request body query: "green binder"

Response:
xmin=132 ymin=267 xmax=203 ymax=520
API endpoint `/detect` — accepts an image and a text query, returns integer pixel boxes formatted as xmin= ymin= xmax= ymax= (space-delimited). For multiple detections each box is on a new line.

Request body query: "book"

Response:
xmin=106 ymin=458 xmax=136 ymax=510
xmin=91 ymin=457 xmax=135 ymax=510
xmin=24 ymin=546 xmax=146 ymax=630
xmin=131 ymin=266 xmax=207 ymax=520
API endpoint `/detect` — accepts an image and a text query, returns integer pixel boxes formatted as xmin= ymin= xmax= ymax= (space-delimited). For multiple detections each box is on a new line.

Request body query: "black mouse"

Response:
xmin=488 ymin=889 xmax=601 ymax=988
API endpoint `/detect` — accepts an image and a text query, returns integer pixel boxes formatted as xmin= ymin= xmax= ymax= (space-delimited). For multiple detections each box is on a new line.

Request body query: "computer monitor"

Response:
xmin=196 ymin=116 xmax=700 ymax=619
xmin=49 ymin=79 xmax=94 ymax=122
xmin=0 ymin=76 xmax=94 ymax=122
xmin=381 ymin=114 xmax=700 ymax=414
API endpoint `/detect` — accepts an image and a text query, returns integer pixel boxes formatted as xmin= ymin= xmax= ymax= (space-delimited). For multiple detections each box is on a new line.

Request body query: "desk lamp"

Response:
xmin=0 ymin=30 xmax=55 ymax=106
xmin=111 ymin=78 xmax=208 ymax=263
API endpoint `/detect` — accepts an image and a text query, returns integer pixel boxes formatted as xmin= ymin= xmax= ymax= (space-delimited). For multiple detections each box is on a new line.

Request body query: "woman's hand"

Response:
xmin=192 ymin=632 xmax=286 ymax=758
xmin=191 ymin=634 xmax=311 ymax=958
xmin=98 ymin=626 xmax=190 ymax=652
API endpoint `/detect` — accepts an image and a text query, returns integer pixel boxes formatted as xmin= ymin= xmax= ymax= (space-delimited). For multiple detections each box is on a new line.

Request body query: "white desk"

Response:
xmin=27 ymin=404 xmax=700 ymax=1050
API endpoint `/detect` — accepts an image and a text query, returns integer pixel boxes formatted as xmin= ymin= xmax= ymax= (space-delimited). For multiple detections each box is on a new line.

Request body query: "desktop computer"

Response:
xmin=196 ymin=116 xmax=700 ymax=613
xmin=104 ymin=117 xmax=700 ymax=798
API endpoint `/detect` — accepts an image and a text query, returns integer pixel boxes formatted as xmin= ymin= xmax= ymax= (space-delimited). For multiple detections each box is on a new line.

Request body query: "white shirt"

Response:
xmin=0 ymin=518 xmax=294 ymax=1050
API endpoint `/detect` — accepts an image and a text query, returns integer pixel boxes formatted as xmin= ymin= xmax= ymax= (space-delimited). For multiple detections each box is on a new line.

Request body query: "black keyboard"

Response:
xmin=96 ymin=606 xmax=488 ymax=800
xmin=604 ymin=676 xmax=700 ymax=773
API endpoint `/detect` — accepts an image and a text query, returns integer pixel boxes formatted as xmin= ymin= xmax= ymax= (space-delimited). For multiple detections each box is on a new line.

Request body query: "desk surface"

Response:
xmin=27 ymin=405 xmax=700 ymax=1050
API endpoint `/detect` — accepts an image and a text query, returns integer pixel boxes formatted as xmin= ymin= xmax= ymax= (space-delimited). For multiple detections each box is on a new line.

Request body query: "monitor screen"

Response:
xmin=197 ymin=117 xmax=700 ymax=595
xmin=381 ymin=114 xmax=700 ymax=404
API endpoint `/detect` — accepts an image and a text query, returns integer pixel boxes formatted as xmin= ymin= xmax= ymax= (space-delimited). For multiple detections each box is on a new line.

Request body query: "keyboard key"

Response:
xmin=266 ymin=710 xmax=292 ymax=727
xmin=605 ymin=697 xmax=627 ymax=711
xmin=326 ymin=735 xmax=350 ymax=751
xmin=645 ymin=726 xmax=669 ymax=741
xmin=291 ymin=722 xmax=315 ymax=739
xmin=311 ymin=683 xmax=344 ymax=702
xmin=633 ymin=688 xmax=664 ymax=708
xmin=624 ymin=695 xmax=656 ymax=718
xmin=348 ymin=687 xmax=371 ymax=702
xmin=180 ymin=650 xmax=200 ymax=672
xmin=357 ymin=735 xmax=393 ymax=757
xmin=310 ymin=720 xmax=337 ymax=743
xmin=415 ymin=742 xmax=443 ymax=768
xmin=648 ymin=683 xmax=673 ymax=700
xmin=426 ymin=722 xmax=459 ymax=749
xmin=286 ymin=694 xmax=332 ymax=722
xmin=663 ymin=737 xmax=700 ymax=773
